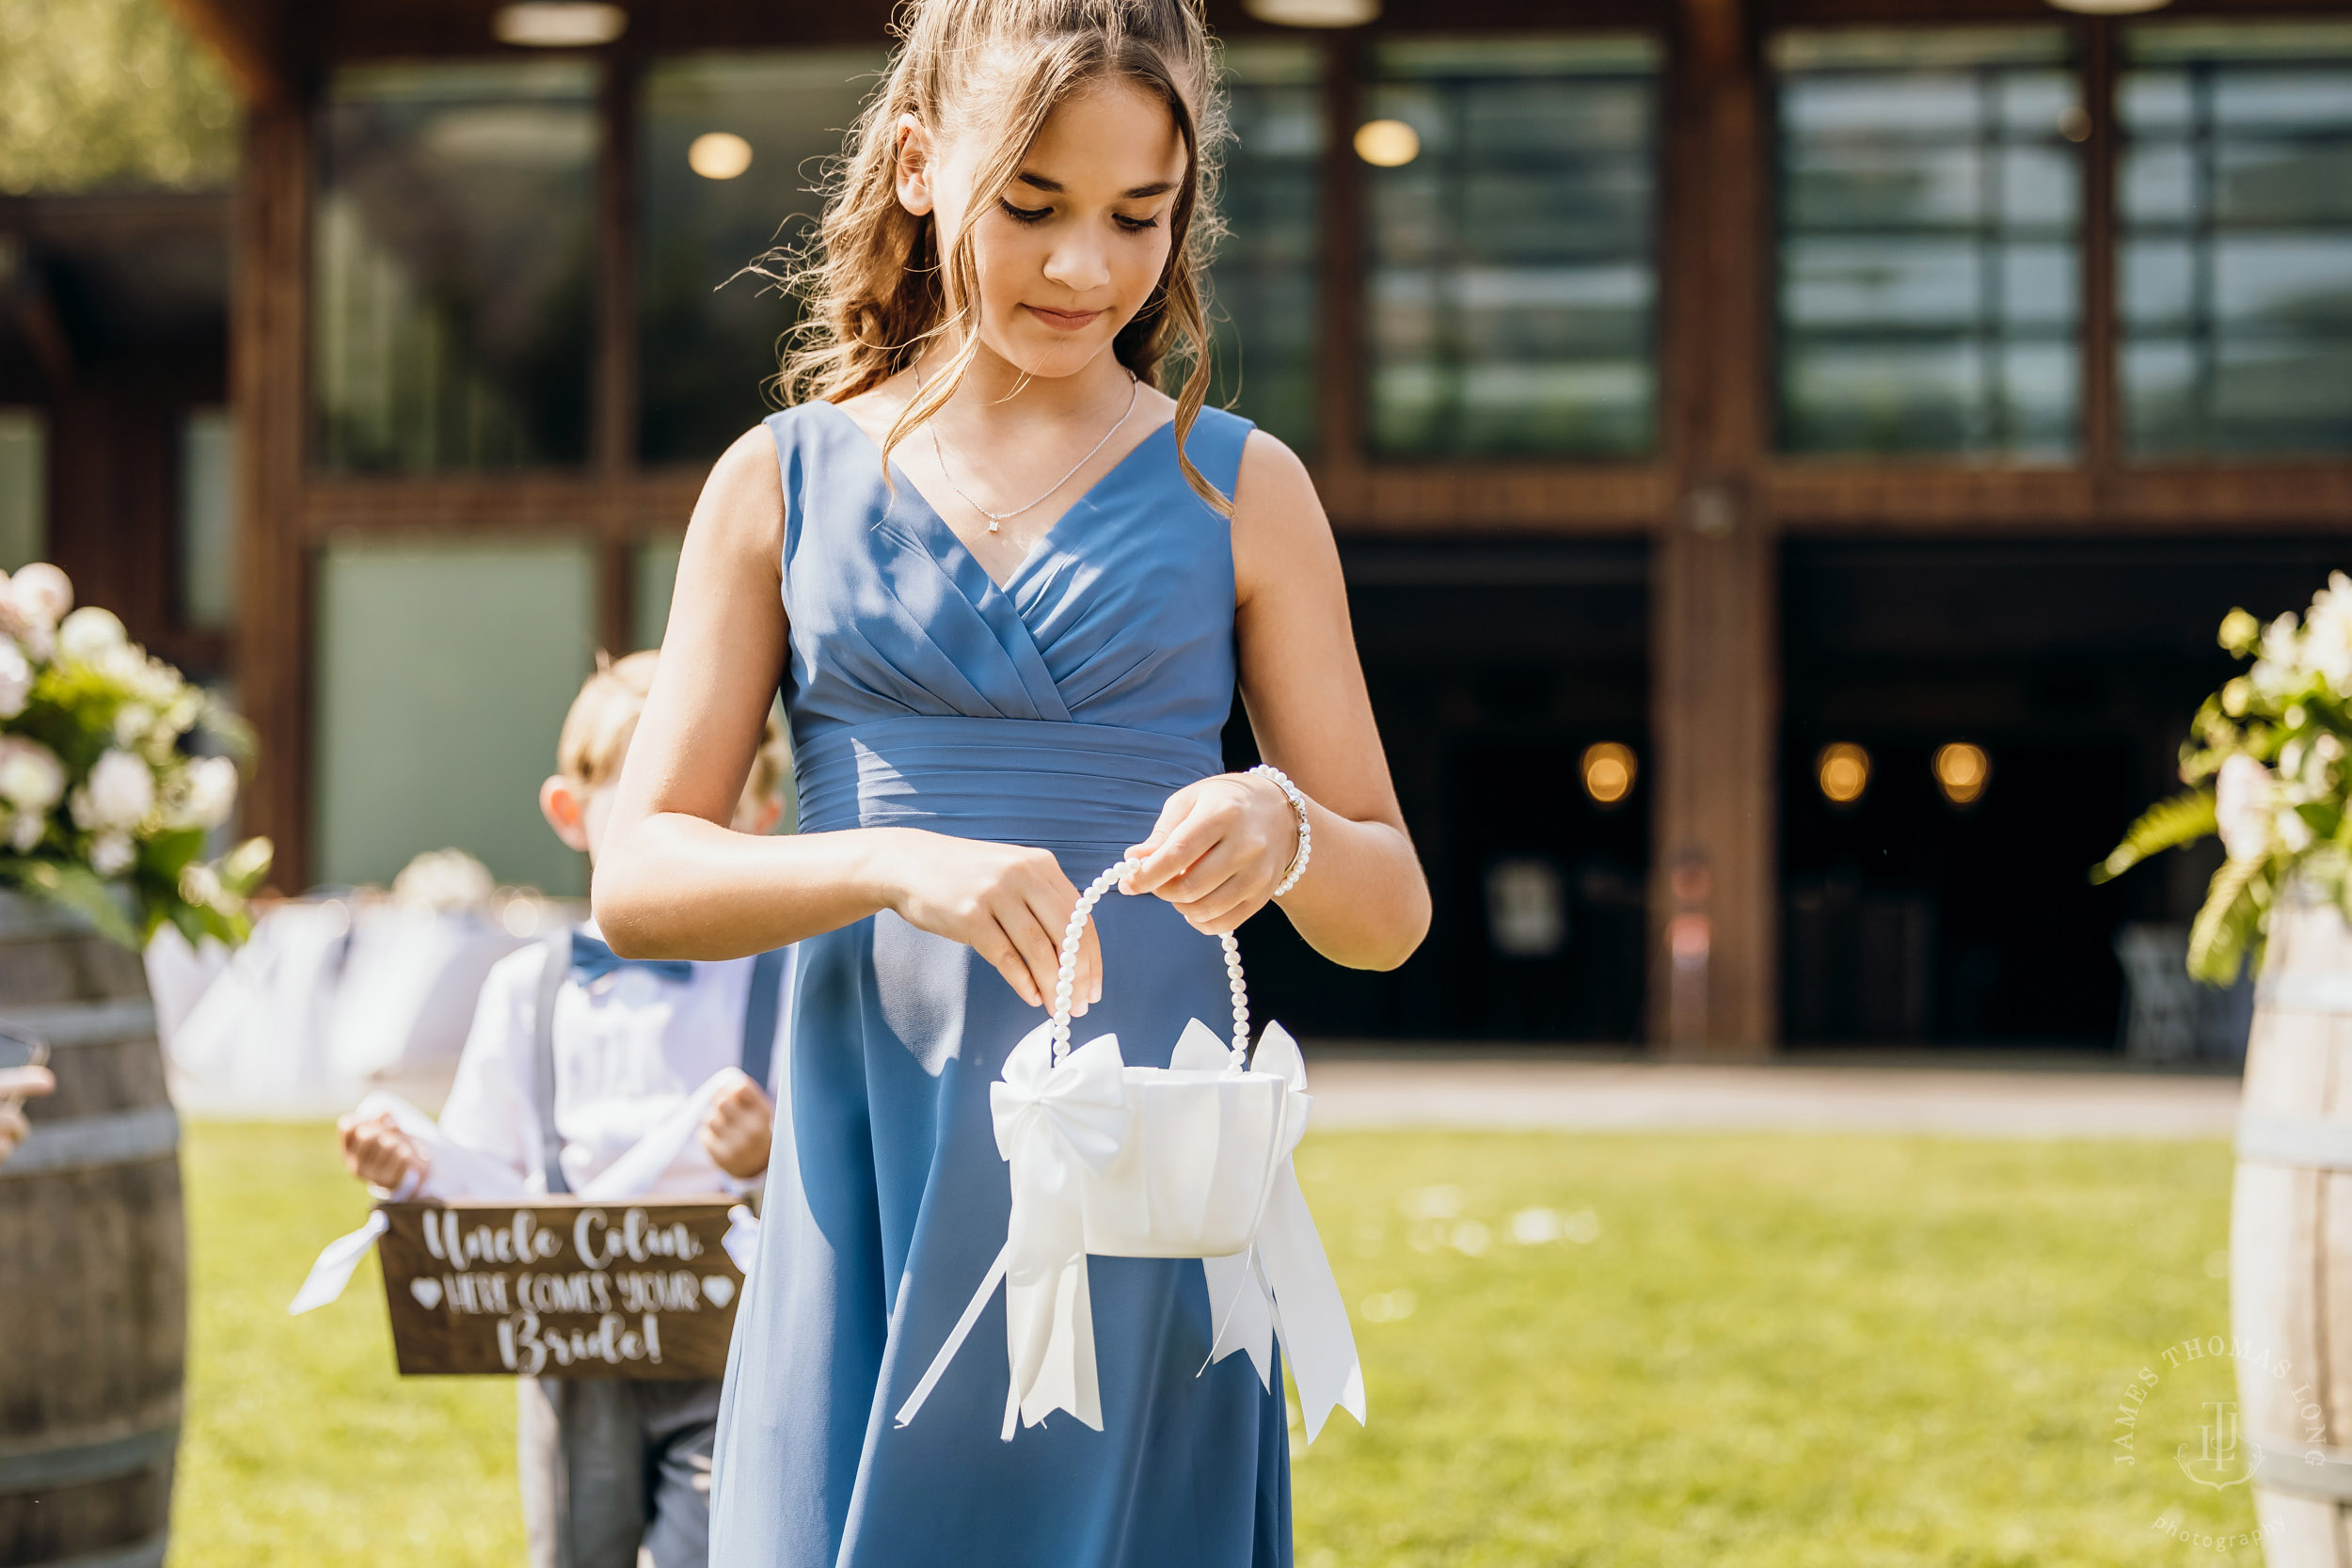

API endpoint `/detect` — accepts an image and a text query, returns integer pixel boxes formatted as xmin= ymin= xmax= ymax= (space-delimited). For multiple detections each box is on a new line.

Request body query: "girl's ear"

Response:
xmin=540 ymin=774 xmax=592 ymax=852
xmin=893 ymin=113 xmax=935 ymax=217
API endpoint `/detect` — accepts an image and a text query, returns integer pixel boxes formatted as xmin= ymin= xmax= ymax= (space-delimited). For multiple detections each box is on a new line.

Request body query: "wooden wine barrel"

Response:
xmin=0 ymin=893 xmax=182 ymax=1568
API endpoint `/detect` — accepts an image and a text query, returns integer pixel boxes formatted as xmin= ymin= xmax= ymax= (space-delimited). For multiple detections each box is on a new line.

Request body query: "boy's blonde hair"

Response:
xmin=558 ymin=650 xmax=790 ymax=808
xmin=765 ymin=0 xmax=1231 ymax=513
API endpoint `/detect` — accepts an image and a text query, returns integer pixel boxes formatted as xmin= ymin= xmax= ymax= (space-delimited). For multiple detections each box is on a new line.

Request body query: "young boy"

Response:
xmin=338 ymin=649 xmax=790 ymax=1568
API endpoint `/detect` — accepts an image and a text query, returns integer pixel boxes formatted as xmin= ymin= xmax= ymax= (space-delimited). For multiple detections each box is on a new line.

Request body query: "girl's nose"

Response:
xmin=1041 ymin=232 xmax=1111 ymax=293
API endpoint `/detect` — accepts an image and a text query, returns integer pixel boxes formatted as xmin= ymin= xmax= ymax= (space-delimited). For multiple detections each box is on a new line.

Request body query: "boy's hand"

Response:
xmin=700 ymin=1069 xmax=774 ymax=1180
xmin=0 ymin=1065 xmax=52 ymax=1167
xmin=338 ymin=1110 xmax=426 ymax=1193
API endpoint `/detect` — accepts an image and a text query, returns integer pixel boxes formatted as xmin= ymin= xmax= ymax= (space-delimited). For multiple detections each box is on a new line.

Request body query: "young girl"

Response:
xmin=595 ymin=0 xmax=1429 ymax=1561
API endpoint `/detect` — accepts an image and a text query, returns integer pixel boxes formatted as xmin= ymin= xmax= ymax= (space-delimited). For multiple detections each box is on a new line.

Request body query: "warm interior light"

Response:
xmin=2043 ymin=0 xmax=2170 ymax=13
xmin=1817 ymin=742 xmax=1870 ymax=805
xmin=493 ymin=3 xmax=628 ymax=47
xmin=1581 ymin=742 xmax=1636 ymax=806
xmin=1353 ymin=119 xmax=1422 ymax=168
xmin=1934 ymin=742 xmax=1991 ymax=805
xmin=1244 ymin=0 xmax=1379 ymax=25
xmin=688 ymin=132 xmax=754 ymax=181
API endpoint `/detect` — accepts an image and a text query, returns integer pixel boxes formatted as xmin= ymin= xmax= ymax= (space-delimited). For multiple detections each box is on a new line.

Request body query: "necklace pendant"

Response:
xmin=987 ymin=519 xmax=1000 ymax=533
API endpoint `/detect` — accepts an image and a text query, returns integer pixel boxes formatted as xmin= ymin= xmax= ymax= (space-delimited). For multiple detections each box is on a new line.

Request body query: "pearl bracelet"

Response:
xmin=1248 ymin=764 xmax=1313 ymax=897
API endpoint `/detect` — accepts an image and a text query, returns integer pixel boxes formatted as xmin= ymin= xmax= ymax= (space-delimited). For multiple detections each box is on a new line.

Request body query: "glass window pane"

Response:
xmin=1366 ymin=34 xmax=1661 ymax=459
xmin=1773 ymin=28 xmax=2082 ymax=459
xmin=0 ymin=410 xmax=44 ymax=572
xmin=180 ymin=408 xmax=237 ymax=631
xmin=313 ymin=61 xmax=598 ymax=473
xmin=2121 ymin=23 xmax=2352 ymax=456
xmin=637 ymin=51 xmax=884 ymax=467
xmin=1208 ymin=40 xmax=1323 ymax=453
xmin=315 ymin=542 xmax=596 ymax=894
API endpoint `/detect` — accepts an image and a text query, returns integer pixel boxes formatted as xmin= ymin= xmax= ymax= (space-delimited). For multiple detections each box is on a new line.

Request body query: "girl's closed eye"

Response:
xmin=1114 ymin=213 xmax=1160 ymax=233
xmin=998 ymin=198 xmax=1053 ymax=224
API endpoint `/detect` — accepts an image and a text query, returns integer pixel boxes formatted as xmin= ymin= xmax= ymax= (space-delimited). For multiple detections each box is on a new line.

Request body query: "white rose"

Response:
xmin=9 ymin=562 xmax=74 ymax=626
xmin=178 ymin=862 xmax=222 ymax=907
xmin=57 ymin=607 xmax=127 ymax=664
xmin=76 ymin=749 xmax=155 ymax=832
xmin=181 ymin=755 xmax=238 ymax=828
xmin=2217 ymin=754 xmax=2277 ymax=862
xmin=113 ymin=703 xmax=154 ymax=749
xmin=8 ymin=812 xmax=42 ymax=853
xmin=89 ymin=832 xmax=135 ymax=878
xmin=0 ymin=638 xmax=29 ymax=720
xmin=0 ymin=739 xmax=64 ymax=812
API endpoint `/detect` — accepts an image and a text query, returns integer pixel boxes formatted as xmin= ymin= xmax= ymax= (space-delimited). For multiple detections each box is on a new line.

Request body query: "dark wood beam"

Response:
xmin=231 ymin=103 xmax=312 ymax=892
xmin=1655 ymin=0 xmax=1778 ymax=1059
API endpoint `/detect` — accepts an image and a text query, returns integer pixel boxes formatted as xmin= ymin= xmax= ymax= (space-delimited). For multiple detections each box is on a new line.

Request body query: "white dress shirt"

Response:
xmin=430 ymin=927 xmax=787 ymax=1199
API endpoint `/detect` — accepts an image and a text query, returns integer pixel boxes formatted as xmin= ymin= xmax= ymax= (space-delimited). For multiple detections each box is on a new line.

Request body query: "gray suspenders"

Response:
xmin=529 ymin=929 xmax=789 ymax=1196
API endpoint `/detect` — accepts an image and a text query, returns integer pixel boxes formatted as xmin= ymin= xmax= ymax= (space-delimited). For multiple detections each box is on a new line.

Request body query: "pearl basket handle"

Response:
xmin=1051 ymin=859 xmax=1249 ymax=1070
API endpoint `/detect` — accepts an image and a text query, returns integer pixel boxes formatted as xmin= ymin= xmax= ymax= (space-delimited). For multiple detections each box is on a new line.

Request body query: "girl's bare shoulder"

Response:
xmin=688 ymin=422 xmax=787 ymax=564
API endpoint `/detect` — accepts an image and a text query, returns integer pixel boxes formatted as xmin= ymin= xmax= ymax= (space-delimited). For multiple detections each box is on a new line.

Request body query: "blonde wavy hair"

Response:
xmin=561 ymin=650 xmax=790 ymax=809
xmin=767 ymin=0 xmax=1232 ymax=512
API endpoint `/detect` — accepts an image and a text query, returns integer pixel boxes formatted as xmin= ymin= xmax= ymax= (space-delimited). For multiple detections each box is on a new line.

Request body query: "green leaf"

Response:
xmin=2092 ymin=790 xmax=2218 ymax=884
xmin=0 ymin=858 xmax=141 ymax=949
xmin=2188 ymin=856 xmax=2266 ymax=985
xmin=137 ymin=825 xmax=206 ymax=883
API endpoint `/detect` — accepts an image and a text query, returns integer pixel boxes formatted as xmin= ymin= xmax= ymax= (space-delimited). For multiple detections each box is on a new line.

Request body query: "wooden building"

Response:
xmin=93 ymin=0 xmax=2352 ymax=1054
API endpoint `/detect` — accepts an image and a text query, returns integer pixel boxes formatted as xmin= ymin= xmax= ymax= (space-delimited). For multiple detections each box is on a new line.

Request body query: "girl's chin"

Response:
xmin=982 ymin=331 xmax=1121 ymax=381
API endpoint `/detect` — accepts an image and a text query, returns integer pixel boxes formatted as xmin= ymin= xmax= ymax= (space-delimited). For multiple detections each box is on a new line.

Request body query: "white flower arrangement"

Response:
xmin=2099 ymin=573 xmax=2352 ymax=982
xmin=0 ymin=562 xmax=271 ymax=949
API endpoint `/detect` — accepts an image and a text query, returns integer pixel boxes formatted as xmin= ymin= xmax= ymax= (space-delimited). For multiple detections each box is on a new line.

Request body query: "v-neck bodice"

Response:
xmin=769 ymin=399 xmax=1251 ymax=854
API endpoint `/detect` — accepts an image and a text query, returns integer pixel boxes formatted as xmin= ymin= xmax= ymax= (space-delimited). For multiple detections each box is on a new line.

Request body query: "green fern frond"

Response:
xmin=2187 ymin=856 xmax=2266 ymax=985
xmin=2091 ymin=790 xmax=2218 ymax=884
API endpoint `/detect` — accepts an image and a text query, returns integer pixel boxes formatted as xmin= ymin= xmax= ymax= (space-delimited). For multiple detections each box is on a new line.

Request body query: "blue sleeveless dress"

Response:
xmin=707 ymin=401 xmax=1290 ymax=1568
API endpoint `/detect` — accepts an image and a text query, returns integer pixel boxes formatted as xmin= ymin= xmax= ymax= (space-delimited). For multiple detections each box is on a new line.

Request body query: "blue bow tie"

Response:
xmin=568 ymin=931 xmax=692 ymax=987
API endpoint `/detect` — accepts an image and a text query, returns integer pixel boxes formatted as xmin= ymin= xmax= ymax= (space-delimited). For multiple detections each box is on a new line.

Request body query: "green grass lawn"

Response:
xmin=173 ymin=1124 xmax=2255 ymax=1567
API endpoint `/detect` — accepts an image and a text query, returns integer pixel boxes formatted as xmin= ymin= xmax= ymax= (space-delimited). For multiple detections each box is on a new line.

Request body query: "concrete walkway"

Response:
xmin=1301 ymin=1049 xmax=2242 ymax=1139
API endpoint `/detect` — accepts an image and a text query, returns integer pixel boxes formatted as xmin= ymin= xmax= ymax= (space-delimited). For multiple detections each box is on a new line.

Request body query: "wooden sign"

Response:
xmin=375 ymin=1198 xmax=744 ymax=1380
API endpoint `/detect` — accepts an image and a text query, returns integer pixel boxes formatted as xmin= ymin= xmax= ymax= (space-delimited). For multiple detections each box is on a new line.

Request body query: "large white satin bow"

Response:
xmin=1195 ymin=1020 xmax=1367 ymax=1442
xmin=989 ymin=1025 xmax=1130 ymax=1437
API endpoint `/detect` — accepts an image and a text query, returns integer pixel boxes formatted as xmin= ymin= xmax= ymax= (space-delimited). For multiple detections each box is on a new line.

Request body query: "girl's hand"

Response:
xmin=338 ymin=1110 xmax=426 ymax=1193
xmin=699 ymin=1069 xmax=775 ymax=1180
xmin=1120 ymin=773 xmax=1299 ymax=935
xmin=877 ymin=832 xmax=1102 ymax=1013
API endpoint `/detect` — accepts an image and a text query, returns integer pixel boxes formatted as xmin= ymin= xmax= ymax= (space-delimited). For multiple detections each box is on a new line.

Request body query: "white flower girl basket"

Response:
xmin=893 ymin=858 xmax=1365 ymax=1443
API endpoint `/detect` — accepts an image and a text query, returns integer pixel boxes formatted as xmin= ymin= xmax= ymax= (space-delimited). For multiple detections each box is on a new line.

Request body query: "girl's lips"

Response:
xmin=1024 ymin=305 xmax=1103 ymax=332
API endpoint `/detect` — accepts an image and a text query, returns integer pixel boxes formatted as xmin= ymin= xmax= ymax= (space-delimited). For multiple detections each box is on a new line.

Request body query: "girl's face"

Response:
xmin=900 ymin=78 xmax=1188 ymax=381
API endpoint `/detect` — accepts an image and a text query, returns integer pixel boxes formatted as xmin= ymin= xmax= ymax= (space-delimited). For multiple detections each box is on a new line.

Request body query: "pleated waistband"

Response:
xmin=793 ymin=715 xmax=1222 ymax=854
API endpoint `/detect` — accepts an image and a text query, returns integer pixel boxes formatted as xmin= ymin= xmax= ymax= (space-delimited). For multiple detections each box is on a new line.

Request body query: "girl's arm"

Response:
xmin=1120 ymin=432 xmax=1431 ymax=971
xmin=590 ymin=424 xmax=1104 ymax=1012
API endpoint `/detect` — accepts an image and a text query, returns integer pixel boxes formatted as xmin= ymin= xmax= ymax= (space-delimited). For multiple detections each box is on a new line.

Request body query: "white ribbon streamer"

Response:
xmin=289 ymin=1211 xmax=390 ymax=1316
xmin=1199 ymin=1022 xmax=1365 ymax=1442
xmin=288 ymin=1069 xmax=742 ymax=1316
xmin=894 ymin=1025 xmax=1130 ymax=1435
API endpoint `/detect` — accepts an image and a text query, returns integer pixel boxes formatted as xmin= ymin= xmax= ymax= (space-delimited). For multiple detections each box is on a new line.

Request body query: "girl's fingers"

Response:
xmin=974 ymin=923 xmax=1041 ymax=1006
xmin=1173 ymin=873 xmax=1252 ymax=932
xmin=1125 ymin=800 xmax=1221 ymax=895
xmin=1004 ymin=899 xmax=1065 ymax=1014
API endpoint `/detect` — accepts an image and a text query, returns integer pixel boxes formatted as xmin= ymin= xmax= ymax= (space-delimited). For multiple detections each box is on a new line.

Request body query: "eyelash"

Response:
xmin=996 ymin=198 xmax=1161 ymax=233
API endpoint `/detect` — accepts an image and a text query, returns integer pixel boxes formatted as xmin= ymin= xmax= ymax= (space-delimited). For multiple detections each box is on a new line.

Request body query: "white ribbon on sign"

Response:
xmin=1199 ymin=1022 xmax=1365 ymax=1442
xmin=288 ymin=1210 xmax=390 ymax=1316
xmin=893 ymin=1025 xmax=1131 ymax=1437
xmin=288 ymin=1069 xmax=741 ymax=1316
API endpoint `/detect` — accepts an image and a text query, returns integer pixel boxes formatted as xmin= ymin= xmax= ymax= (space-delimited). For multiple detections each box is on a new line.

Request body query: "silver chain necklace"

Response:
xmin=911 ymin=360 xmax=1140 ymax=533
